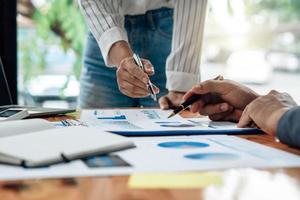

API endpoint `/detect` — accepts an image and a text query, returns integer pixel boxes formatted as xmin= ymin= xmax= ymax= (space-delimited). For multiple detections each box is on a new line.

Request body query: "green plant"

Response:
xmin=18 ymin=0 xmax=86 ymax=84
xmin=34 ymin=0 xmax=86 ymax=79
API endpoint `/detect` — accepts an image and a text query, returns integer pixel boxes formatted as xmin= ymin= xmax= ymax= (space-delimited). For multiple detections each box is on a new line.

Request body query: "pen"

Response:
xmin=133 ymin=53 xmax=157 ymax=101
xmin=167 ymin=75 xmax=224 ymax=118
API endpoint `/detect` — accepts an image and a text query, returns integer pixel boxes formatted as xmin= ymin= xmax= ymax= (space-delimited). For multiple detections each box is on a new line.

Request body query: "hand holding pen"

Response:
xmin=133 ymin=54 xmax=158 ymax=101
xmin=168 ymin=75 xmax=224 ymax=118
xmin=169 ymin=75 xmax=259 ymax=122
xmin=116 ymin=54 xmax=159 ymax=99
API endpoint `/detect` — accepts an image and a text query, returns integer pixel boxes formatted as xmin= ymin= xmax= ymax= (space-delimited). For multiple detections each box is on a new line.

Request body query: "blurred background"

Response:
xmin=17 ymin=0 xmax=300 ymax=108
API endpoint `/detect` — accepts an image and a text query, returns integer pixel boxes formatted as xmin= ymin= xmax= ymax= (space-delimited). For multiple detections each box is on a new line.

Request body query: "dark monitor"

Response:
xmin=0 ymin=57 xmax=13 ymax=106
xmin=0 ymin=0 xmax=17 ymax=106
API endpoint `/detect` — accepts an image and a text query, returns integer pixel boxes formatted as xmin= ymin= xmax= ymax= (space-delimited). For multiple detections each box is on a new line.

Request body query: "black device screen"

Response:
xmin=0 ymin=110 xmax=22 ymax=117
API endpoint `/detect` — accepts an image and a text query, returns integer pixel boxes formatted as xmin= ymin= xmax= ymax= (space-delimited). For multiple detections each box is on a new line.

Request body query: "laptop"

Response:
xmin=0 ymin=57 xmax=76 ymax=117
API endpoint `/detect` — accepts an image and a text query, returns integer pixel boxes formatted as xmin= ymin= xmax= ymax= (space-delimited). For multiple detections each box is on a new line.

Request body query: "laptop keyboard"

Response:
xmin=0 ymin=105 xmax=20 ymax=113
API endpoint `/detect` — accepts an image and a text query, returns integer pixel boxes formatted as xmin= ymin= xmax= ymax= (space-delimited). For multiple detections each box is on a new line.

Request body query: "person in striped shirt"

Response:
xmin=78 ymin=0 xmax=207 ymax=109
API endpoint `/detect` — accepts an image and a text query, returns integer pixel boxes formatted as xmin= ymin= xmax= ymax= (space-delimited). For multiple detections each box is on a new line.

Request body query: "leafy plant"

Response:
xmin=34 ymin=0 xmax=86 ymax=79
xmin=18 ymin=0 xmax=86 ymax=84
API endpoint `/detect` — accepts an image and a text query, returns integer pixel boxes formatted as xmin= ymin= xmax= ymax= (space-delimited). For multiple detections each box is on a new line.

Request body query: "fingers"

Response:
xmin=190 ymin=100 xmax=205 ymax=113
xmin=159 ymin=96 xmax=170 ymax=110
xmin=142 ymin=59 xmax=155 ymax=76
xmin=183 ymin=89 xmax=197 ymax=101
xmin=199 ymin=103 xmax=232 ymax=116
xmin=183 ymin=78 xmax=239 ymax=101
xmin=237 ymin=105 xmax=252 ymax=128
xmin=159 ymin=92 xmax=186 ymax=110
xmin=191 ymin=80 xmax=225 ymax=95
xmin=118 ymin=68 xmax=149 ymax=89
xmin=209 ymin=109 xmax=243 ymax=122
xmin=190 ymin=100 xmax=232 ymax=116
xmin=120 ymin=57 xmax=149 ymax=84
xmin=183 ymin=81 xmax=220 ymax=102
xmin=119 ymin=80 xmax=149 ymax=97
xmin=117 ymin=57 xmax=157 ymax=98
xmin=117 ymin=69 xmax=149 ymax=98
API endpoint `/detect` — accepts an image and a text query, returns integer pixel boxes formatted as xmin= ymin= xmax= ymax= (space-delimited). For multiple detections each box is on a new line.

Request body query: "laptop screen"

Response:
xmin=0 ymin=57 xmax=13 ymax=106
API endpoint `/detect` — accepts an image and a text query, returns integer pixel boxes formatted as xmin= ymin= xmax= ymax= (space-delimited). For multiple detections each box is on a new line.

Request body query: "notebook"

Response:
xmin=0 ymin=120 xmax=135 ymax=168
xmin=0 ymin=118 xmax=55 ymax=137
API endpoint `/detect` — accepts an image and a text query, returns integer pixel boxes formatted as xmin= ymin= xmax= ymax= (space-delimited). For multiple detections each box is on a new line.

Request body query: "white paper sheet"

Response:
xmin=117 ymin=135 xmax=300 ymax=172
xmin=0 ymin=135 xmax=299 ymax=181
xmin=79 ymin=109 xmax=255 ymax=133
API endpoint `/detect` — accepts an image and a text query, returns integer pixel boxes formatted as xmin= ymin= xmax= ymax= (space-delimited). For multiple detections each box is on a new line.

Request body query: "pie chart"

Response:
xmin=184 ymin=153 xmax=239 ymax=160
xmin=158 ymin=141 xmax=209 ymax=149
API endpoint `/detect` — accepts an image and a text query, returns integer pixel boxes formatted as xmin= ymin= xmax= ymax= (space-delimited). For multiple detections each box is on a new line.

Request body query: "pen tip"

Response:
xmin=167 ymin=112 xmax=175 ymax=119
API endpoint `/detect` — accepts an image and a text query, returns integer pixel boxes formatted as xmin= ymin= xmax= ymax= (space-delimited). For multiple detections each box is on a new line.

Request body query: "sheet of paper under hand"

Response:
xmin=80 ymin=109 xmax=260 ymax=136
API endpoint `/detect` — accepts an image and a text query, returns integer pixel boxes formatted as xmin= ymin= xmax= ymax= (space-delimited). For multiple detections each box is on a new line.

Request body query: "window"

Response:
xmin=202 ymin=0 xmax=300 ymax=103
xmin=17 ymin=0 xmax=86 ymax=108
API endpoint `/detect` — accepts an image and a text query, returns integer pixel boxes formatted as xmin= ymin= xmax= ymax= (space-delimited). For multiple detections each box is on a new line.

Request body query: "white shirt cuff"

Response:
xmin=166 ymin=71 xmax=200 ymax=92
xmin=97 ymin=27 xmax=128 ymax=67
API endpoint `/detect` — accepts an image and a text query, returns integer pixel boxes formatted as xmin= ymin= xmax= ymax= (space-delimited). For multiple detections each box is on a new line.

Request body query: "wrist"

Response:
xmin=109 ymin=41 xmax=133 ymax=67
xmin=269 ymin=107 xmax=290 ymax=135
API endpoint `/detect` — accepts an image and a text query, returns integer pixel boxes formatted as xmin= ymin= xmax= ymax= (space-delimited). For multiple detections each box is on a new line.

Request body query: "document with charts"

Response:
xmin=0 ymin=135 xmax=300 ymax=181
xmin=80 ymin=109 xmax=260 ymax=136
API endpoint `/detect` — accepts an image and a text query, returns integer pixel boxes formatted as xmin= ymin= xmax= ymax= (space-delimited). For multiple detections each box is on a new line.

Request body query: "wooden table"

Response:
xmin=0 ymin=111 xmax=300 ymax=200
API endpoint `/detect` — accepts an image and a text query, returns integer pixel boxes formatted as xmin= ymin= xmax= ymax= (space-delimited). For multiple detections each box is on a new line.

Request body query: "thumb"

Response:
xmin=237 ymin=106 xmax=252 ymax=128
xmin=159 ymin=96 xmax=170 ymax=110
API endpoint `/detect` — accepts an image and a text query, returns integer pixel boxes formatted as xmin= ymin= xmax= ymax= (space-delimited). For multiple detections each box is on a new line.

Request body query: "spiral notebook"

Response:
xmin=0 ymin=121 xmax=135 ymax=168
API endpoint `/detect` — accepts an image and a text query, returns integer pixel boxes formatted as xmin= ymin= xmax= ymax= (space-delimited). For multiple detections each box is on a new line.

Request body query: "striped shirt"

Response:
xmin=78 ymin=0 xmax=207 ymax=92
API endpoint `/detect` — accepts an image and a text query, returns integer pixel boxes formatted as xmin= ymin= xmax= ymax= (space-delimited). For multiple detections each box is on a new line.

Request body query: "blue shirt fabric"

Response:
xmin=277 ymin=106 xmax=300 ymax=149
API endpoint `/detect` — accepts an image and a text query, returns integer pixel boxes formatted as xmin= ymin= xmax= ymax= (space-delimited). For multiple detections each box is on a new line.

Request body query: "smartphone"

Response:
xmin=0 ymin=109 xmax=29 ymax=121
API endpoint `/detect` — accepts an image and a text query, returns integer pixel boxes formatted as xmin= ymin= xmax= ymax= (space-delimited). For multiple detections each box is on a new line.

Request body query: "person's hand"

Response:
xmin=183 ymin=78 xmax=259 ymax=122
xmin=108 ymin=41 xmax=159 ymax=98
xmin=116 ymin=56 xmax=159 ymax=98
xmin=238 ymin=90 xmax=297 ymax=136
xmin=159 ymin=91 xmax=185 ymax=110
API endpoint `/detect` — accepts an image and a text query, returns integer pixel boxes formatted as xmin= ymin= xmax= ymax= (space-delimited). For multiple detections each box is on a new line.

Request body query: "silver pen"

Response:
xmin=133 ymin=53 xmax=157 ymax=101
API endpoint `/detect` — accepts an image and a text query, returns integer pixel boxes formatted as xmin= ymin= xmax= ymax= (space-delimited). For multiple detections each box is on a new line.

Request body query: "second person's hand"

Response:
xmin=183 ymin=78 xmax=259 ymax=122
xmin=159 ymin=91 xmax=185 ymax=110
xmin=238 ymin=90 xmax=297 ymax=135
xmin=116 ymin=56 xmax=159 ymax=98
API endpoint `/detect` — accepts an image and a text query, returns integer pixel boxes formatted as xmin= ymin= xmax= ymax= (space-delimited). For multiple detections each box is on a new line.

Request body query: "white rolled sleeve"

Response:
xmin=166 ymin=71 xmax=200 ymax=92
xmin=98 ymin=27 xmax=128 ymax=67
xmin=79 ymin=0 xmax=126 ymax=67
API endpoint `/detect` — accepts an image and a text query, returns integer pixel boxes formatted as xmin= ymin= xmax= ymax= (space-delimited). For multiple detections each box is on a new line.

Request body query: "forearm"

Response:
xmin=277 ymin=106 xmax=300 ymax=149
xmin=109 ymin=41 xmax=133 ymax=67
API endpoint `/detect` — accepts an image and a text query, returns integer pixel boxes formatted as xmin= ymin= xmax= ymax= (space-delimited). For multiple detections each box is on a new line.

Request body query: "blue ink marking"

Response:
xmin=98 ymin=121 xmax=141 ymax=129
xmin=156 ymin=121 xmax=181 ymax=124
xmin=97 ymin=115 xmax=126 ymax=120
xmin=158 ymin=141 xmax=209 ymax=149
xmin=156 ymin=121 xmax=195 ymax=128
xmin=141 ymin=110 xmax=160 ymax=119
xmin=94 ymin=110 xmax=127 ymax=120
xmin=184 ymin=153 xmax=239 ymax=160
xmin=160 ymin=124 xmax=195 ymax=128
